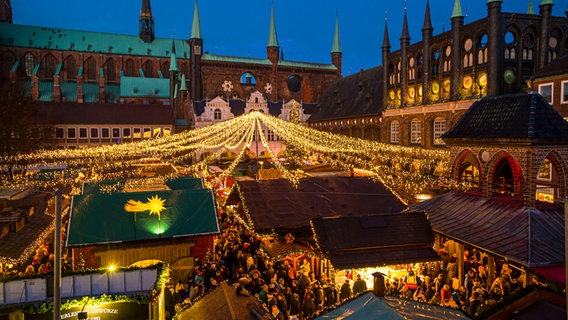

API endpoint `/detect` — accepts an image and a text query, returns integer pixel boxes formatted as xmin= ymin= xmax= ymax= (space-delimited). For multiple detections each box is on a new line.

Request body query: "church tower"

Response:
xmin=266 ymin=4 xmax=280 ymax=64
xmin=399 ymin=9 xmax=410 ymax=107
xmin=381 ymin=19 xmax=391 ymax=109
xmin=450 ymin=0 xmax=464 ymax=101
xmin=421 ymin=0 xmax=433 ymax=104
xmin=0 ymin=0 xmax=11 ymax=23
xmin=331 ymin=14 xmax=342 ymax=77
xmin=139 ymin=0 xmax=154 ymax=43
xmin=190 ymin=0 xmax=203 ymax=101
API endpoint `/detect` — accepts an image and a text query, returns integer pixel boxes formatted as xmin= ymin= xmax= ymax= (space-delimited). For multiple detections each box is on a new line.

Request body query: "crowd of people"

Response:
xmin=166 ymin=206 xmax=359 ymax=319
xmin=384 ymin=248 xmax=526 ymax=317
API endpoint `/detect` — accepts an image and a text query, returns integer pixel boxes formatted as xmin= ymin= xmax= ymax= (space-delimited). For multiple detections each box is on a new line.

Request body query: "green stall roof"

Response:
xmin=67 ymin=189 xmax=219 ymax=247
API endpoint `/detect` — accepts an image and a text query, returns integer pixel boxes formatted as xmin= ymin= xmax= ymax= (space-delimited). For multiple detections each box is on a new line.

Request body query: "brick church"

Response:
xmin=0 ymin=0 xmax=341 ymax=147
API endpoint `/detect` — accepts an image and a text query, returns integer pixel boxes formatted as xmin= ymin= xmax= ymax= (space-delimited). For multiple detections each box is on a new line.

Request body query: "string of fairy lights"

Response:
xmin=1 ymin=111 xmax=468 ymax=198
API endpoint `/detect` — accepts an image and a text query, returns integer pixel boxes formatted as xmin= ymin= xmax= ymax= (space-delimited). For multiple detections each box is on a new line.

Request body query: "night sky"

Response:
xmin=11 ymin=0 xmax=568 ymax=75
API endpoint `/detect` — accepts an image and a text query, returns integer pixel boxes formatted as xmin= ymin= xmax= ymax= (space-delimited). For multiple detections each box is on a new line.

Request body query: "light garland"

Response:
xmin=1 ymin=112 xmax=467 ymax=200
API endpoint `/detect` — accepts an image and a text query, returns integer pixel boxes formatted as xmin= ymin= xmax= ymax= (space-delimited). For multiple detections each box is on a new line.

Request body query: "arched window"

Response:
xmin=84 ymin=56 xmax=96 ymax=81
xmin=23 ymin=52 xmax=35 ymax=77
xmin=443 ymin=45 xmax=451 ymax=73
xmin=214 ymin=109 xmax=222 ymax=120
xmin=41 ymin=53 xmax=57 ymax=79
xmin=522 ymin=31 xmax=535 ymax=61
xmin=492 ymin=158 xmax=514 ymax=195
xmin=431 ymin=49 xmax=440 ymax=76
xmin=463 ymin=38 xmax=474 ymax=68
xmin=408 ymin=57 xmax=415 ymax=81
xmin=240 ymin=72 xmax=256 ymax=85
xmin=433 ymin=117 xmax=446 ymax=145
xmin=410 ymin=119 xmax=421 ymax=144
xmin=124 ymin=59 xmax=135 ymax=77
xmin=160 ymin=62 xmax=169 ymax=78
xmin=142 ymin=60 xmax=154 ymax=77
xmin=105 ymin=58 xmax=116 ymax=81
xmin=390 ymin=120 xmax=400 ymax=144
xmin=64 ymin=55 xmax=76 ymax=80
xmin=477 ymin=33 xmax=488 ymax=64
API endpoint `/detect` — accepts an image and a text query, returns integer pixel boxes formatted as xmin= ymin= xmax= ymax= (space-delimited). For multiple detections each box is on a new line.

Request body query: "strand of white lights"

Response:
xmin=256 ymin=118 xmax=299 ymax=186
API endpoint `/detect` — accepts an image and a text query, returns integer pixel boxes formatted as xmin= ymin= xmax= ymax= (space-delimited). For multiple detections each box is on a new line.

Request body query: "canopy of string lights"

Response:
xmin=2 ymin=112 xmax=467 ymax=197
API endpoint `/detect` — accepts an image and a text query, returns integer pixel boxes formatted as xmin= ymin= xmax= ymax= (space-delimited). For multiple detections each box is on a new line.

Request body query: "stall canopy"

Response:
xmin=225 ymin=176 xmax=406 ymax=233
xmin=66 ymin=189 xmax=219 ymax=247
xmin=411 ymin=192 xmax=565 ymax=269
xmin=311 ymin=212 xmax=439 ymax=269
xmin=315 ymin=292 xmax=470 ymax=320
xmin=176 ymin=282 xmax=263 ymax=320
xmin=81 ymin=177 xmax=204 ymax=194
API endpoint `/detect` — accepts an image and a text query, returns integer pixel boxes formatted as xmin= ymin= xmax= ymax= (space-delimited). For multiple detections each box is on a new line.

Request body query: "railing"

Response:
xmin=0 ymin=268 xmax=158 ymax=305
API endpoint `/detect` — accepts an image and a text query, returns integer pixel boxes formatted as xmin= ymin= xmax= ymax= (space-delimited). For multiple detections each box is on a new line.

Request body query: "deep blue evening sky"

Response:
xmin=11 ymin=0 xmax=567 ymax=75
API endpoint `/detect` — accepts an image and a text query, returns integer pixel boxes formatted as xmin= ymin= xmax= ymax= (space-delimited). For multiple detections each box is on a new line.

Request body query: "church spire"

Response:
xmin=331 ymin=14 xmax=342 ymax=53
xmin=169 ymin=41 xmax=179 ymax=72
xmin=267 ymin=4 xmax=279 ymax=47
xmin=422 ymin=0 xmax=433 ymax=31
xmin=528 ymin=0 xmax=535 ymax=14
xmin=401 ymin=9 xmax=410 ymax=41
xmin=190 ymin=0 xmax=202 ymax=39
xmin=139 ymin=0 xmax=154 ymax=42
xmin=382 ymin=18 xmax=391 ymax=49
xmin=451 ymin=0 xmax=464 ymax=18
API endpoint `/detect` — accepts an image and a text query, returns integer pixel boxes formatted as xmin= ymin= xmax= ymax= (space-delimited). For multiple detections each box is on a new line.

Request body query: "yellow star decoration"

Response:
xmin=124 ymin=195 xmax=166 ymax=220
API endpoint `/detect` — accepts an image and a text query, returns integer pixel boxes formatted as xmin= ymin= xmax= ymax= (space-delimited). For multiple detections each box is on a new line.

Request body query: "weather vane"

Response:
xmin=404 ymin=0 xmax=408 ymax=12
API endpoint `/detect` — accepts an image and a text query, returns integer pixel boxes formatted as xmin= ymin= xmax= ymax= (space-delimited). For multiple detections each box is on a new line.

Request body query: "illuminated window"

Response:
xmin=410 ymin=119 xmax=421 ymax=144
xmin=537 ymin=159 xmax=552 ymax=181
xmin=433 ymin=118 xmax=446 ymax=145
xmin=133 ymin=128 xmax=142 ymax=138
xmin=390 ymin=121 xmax=400 ymax=144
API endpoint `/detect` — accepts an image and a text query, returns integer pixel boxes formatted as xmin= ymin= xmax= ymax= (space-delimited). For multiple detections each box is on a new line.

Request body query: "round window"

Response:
xmin=505 ymin=31 xmax=516 ymax=45
xmin=287 ymin=75 xmax=302 ymax=93
xmin=464 ymin=38 xmax=473 ymax=51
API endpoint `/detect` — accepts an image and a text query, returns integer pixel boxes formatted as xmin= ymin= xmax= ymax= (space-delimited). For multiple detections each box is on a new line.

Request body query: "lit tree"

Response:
xmin=282 ymin=102 xmax=307 ymax=170
xmin=0 ymin=81 xmax=51 ymax=180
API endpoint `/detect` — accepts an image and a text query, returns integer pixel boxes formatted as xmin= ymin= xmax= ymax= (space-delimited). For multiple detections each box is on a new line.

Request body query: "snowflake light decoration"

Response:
xmin=264 ymin=83 xmax=273 ymax=94
xmin=222 ymin=80 xmax=233 ymax=92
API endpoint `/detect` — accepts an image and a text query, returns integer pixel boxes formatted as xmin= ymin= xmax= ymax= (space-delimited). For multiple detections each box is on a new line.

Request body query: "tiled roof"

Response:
xmin=225 ymin=176 xmax=406 ymax=233
xmin=311 ymin=212 xmax=439 ymax=269
xmin=410 ymin=192 xmax=565 ymax=267
xmin=308 ymin=66 xmax=383 ymax=122
xmin=442 ymin=92 xmax=568 ymax=142
xmin=35 ymin=101 xmax=174 ymax=125
xmin=176 ymin=282 xmax=262 ymax=320
xmin=0 ymin=23 xmax=190 ymax=58
xmin=278 ymin=60 xmax=337 ymax=71
xmin=0 ymin=192 xmax=53 ymax=261
xmin=202 ymin=53 xmax=272 ymax=66
xmin=201 ymin=53 xmax=337 ymax=71
xmin=120 ymin=76 xmax=170 ymax=98
xmin=534 ymin=54 xmax=568 ymax=78
xmin=262 ymin=240 xmax=313 ymax=259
